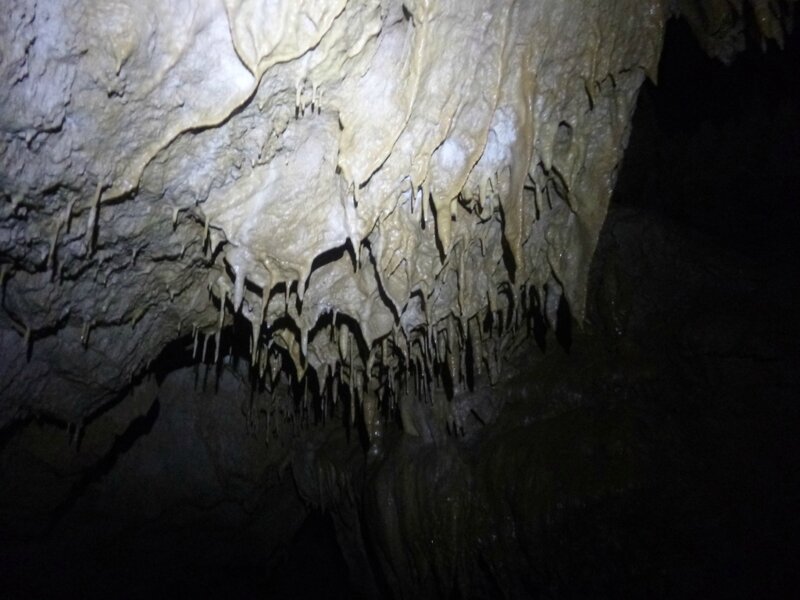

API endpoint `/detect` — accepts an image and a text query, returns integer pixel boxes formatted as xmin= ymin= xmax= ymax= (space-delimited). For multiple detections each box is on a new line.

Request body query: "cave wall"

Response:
xmin=2 ymin=0 xmax=792 ymax=429
xmin=2 ymin=1 xmax=799 ymax=598
xmin=0 ymin=0 xmax=674 ymax=429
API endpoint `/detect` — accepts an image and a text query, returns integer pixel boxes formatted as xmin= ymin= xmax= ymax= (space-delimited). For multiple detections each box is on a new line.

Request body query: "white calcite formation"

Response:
xmin=0 ymin=0 xmax=793 ymax=429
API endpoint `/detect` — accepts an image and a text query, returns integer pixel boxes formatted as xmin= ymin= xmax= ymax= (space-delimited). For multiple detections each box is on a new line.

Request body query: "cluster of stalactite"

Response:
xmin=169 ymin=0 xmax=669 ymax=445
xmin=192 ymin=143 xmax=615 ymax=447
xmin=1 ymin=0 xmax=793 ymax=431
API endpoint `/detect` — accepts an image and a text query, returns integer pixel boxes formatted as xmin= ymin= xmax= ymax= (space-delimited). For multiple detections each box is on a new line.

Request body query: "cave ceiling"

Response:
xmin=0 ymin=0 xmax=794 ymax=429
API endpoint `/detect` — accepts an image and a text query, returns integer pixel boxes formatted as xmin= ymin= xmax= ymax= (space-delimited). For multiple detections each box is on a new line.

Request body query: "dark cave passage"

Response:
xmin=615 ymin=16 xmax=800 ymax=263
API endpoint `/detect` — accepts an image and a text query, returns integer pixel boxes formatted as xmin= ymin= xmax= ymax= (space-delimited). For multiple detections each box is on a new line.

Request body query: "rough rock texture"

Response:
xmin=1 ymin=3 xmax=798 ymax=595
xmin=0 ymin=0 xmax=674 ymax=429
xmin=2 ymin=0 xmax=793 ymax=431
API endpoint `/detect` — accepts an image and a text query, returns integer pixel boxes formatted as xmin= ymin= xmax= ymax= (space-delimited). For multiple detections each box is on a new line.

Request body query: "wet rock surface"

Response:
xmin=1 ymin=3 xmax=799 ymax=599
xmin=1 ymin=0 xmax=672 ymax=426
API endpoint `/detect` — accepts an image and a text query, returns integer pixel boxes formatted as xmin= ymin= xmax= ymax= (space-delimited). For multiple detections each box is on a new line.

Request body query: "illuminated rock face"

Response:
xmin=0 ymin=0 xmax=791 ymax=427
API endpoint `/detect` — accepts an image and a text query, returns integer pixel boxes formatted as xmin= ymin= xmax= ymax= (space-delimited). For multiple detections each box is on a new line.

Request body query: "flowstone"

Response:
xmin=0 ymin=0 xmax=794 ymax=431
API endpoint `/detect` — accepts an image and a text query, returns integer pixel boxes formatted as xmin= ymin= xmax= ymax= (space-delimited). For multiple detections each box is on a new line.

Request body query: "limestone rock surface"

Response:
xmin=0 ymin=0 xmax=792 ymax=428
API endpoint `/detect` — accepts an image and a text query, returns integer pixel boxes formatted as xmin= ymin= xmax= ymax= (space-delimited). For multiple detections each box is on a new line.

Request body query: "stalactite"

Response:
xmin=434 ymin=193 xmax=452 ymax=253
xmin=85 ymin=179 xmax=105 ymax=254
xmin=203 ymin=213 xmax=210 ymax=253
xmin=232 ymin=264 xmax=246 ymax=312
xmin=203 ymin=333 xmax=212 ymax=363
xmin=48 ymin=217 xmax=63 ymax=277
xmin=22 ymin=323 xmax=31 ymax=354
xmin=545 ymin=278 xmax=562 ymax=332
xmin=447 ymin=317 xmax=460 ymax=388
xmin=81 ymin=320 xmax=92 ymax=348
xmin=421 ymin=182 xmax=428 ymax=229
